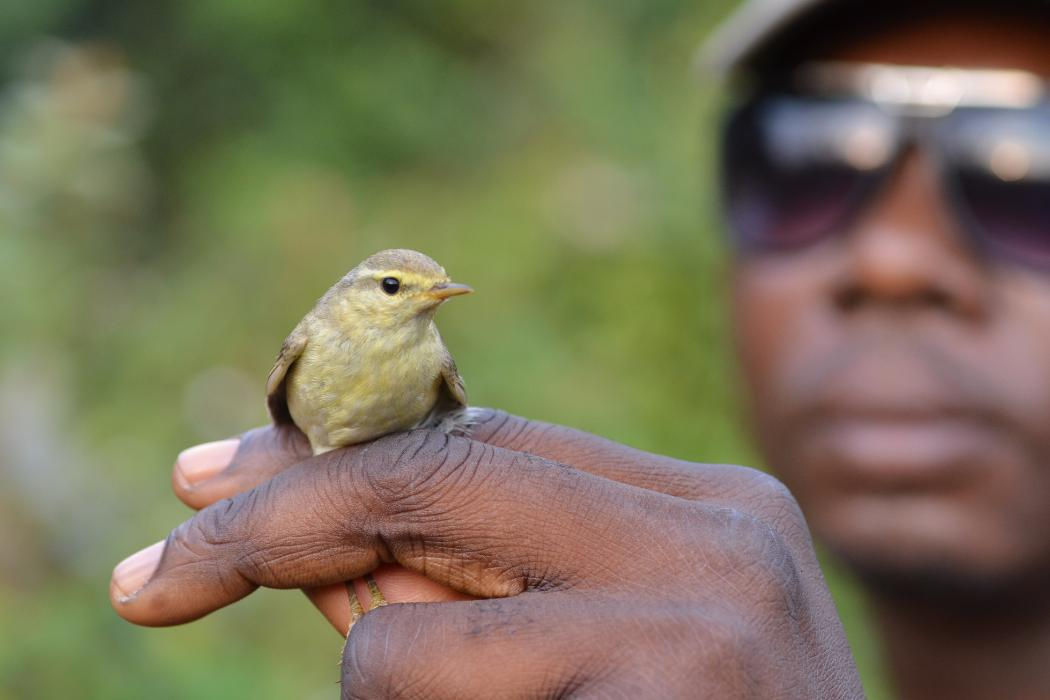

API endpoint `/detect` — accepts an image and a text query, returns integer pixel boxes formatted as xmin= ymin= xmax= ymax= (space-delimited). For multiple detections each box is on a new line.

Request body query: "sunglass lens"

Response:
xmin=721 ymin=96 xmax=895 ymax=251
xmin=941 ymin=108 xmax=1050 ymax=268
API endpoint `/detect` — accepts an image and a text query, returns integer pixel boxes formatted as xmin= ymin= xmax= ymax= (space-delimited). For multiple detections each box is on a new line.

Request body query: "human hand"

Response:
xmin=110 ymin=411 xmax=862 ymax=698
xmin=163 ymin=422 xmax=473 ymax=632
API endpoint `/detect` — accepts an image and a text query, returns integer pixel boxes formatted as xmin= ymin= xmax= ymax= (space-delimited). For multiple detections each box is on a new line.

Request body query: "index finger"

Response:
xmin=173 ymin=410 xmax=741 ymax=511
xmin=112 ymin=429 xmax=698 ymax=627
xmin=469 ymin=409 xmax=754 ymax=501
xmin=173 ymin=423 xmax=310 ymax=510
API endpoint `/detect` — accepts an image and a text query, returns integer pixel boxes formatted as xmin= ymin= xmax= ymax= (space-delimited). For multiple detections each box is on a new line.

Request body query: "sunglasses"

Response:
xmin=720 ymin=62 xmax=1050 ymax=268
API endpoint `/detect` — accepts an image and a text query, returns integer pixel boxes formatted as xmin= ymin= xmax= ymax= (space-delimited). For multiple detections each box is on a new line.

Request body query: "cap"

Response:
xmin=701 ymin=0 xmax=1050 ymax=79
xmin=700 ymin=0 xmax=832 ymax=78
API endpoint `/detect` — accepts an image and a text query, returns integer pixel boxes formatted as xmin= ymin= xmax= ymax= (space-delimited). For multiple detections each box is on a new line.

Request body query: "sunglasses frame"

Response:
xmin=721 ymin=62 xmax=1050 ymax=268
xmin=795 ymin=61 xmax=1048 ymax=113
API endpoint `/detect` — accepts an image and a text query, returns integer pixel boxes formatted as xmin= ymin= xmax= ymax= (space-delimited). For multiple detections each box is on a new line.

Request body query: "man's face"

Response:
xmin=731 ymin=14 xmax=1050 ymax=593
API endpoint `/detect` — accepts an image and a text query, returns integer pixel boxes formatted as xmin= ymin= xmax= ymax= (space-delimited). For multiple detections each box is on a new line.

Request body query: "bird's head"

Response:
xmin=328 ymin=249 xmax=472 ymax=329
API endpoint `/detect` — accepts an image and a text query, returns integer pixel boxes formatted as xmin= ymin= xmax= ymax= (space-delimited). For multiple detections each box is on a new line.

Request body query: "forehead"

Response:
xmin=359 ymin=249 xmax=447 ymax=278
xmin=814 ymin=12 xmax=1050 ymax=77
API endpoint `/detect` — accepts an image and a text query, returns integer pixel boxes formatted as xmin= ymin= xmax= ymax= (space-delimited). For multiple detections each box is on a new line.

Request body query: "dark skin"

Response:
xmin=733 ymin=13 xmax=1050 ymax=700
xmin=111 ymin=412 xmax=863 ymax=698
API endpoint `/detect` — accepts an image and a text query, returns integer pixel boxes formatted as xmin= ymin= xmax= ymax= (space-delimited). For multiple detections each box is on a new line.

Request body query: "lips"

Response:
xmin=803 ymin=409 xmax=996 ymax=491
xmin=779 ymin=335 xmax=1011 ymax=490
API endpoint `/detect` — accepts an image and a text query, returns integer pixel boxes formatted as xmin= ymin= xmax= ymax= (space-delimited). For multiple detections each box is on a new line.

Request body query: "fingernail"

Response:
xmin=175 ymin=439 xmax=240 ymax=489
xmin=112 ymin=540 xmax=165 ymax=602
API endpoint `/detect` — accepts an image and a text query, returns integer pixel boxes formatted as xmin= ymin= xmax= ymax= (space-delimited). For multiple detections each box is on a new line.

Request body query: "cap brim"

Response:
xmin=697 ymin=0 xmax=832 ymax=79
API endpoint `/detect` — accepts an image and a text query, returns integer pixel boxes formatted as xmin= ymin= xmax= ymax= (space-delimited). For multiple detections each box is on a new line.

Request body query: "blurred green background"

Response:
xmin=0 ymin=1 xmax=885 ymax=697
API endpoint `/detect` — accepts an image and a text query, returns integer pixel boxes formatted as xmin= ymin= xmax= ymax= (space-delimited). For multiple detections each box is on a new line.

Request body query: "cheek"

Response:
xmin=731 ymin=259 xmax=830 ymax=439
xmin=983 ymin=271 xmax=1050 ymax=437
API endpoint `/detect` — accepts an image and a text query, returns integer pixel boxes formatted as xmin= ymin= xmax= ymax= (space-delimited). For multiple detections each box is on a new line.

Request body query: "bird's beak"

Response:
xmin=427 ymin=282 xmax=474 ymax=300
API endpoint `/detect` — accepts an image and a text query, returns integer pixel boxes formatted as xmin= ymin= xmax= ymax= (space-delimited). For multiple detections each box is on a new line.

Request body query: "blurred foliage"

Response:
xmin=0 ymin=1 xmax=886 ymax=698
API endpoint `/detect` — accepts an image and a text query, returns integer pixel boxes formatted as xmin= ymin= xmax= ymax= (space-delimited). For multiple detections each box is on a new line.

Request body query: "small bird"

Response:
xmin=267 ymin=248 xmax=473 ymax=454
xmin=266 ymin=248 xmax=474 ymax=623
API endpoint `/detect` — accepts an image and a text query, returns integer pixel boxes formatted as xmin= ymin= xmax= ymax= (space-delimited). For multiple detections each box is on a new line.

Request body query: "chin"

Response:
xmin=768 ymin=412 xmax=1050 ymax=601
xmin=813 ymin=495 xmax=1050 ymax=606
xmin=835 ymin=549 xmax=1050 ymax=610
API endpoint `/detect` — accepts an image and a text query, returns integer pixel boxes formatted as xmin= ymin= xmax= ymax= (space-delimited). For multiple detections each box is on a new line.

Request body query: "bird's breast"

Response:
xmin=286 ymin=320 xmax=446 ymax=450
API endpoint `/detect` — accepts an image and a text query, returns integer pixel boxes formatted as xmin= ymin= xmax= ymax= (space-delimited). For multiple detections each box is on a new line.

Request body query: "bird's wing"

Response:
xmin=439 ymin=350 xmax=468 ymax=409
xmin=266 ymin=322 xmax=308 ymax=424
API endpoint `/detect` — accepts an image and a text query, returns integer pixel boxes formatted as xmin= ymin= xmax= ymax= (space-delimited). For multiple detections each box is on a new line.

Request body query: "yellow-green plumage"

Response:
xmin=267 ymin=248 xmax=470 ymax=456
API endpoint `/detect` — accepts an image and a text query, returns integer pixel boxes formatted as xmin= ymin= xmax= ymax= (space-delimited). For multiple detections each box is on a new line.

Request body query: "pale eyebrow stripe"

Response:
xmin=359 ymin=269 xmax=433 ymax=286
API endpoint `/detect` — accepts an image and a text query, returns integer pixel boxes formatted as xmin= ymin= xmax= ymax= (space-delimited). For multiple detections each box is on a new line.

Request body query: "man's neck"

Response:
xmin=873 ymin=590 xmax=1050 ymax=700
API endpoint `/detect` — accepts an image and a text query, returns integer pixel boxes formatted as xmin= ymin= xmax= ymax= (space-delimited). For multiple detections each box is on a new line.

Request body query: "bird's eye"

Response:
xmin=381 ymin=277 xmax=401 ymax=295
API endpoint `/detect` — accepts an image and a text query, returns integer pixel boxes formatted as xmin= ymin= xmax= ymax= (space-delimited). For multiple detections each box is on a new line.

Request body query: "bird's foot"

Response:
xmin=340 ymin=581 xmax=366 ymax=662
xmin=365 ymin=572 xmax=389 ymax=610
xmin=342 ymin=574 xmax=387 ymax=649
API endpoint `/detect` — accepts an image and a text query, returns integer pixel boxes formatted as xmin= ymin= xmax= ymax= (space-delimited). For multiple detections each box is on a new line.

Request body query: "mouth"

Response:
xmin=804 ymin=406 xmax=997 ymax=491
xmin=781 ymin=336 xmax=1011 ymax=491
xmin=426 ymin=282 xmax=474 ymax=300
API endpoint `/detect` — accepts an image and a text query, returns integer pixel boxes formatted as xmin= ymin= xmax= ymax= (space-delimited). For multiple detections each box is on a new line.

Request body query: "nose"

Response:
xmin=831 ymin=148 xmax=989 ymax=320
